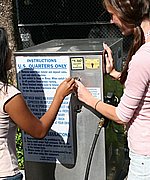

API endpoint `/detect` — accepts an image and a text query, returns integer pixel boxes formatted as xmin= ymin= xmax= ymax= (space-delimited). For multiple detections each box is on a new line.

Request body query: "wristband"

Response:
xmin=95 ymin=100 xmax=101 ymax=110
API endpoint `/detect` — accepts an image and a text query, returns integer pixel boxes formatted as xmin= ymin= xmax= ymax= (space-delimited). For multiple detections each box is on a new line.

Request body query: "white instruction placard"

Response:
xmin=15 ymin=56 xmax=75 ymax=164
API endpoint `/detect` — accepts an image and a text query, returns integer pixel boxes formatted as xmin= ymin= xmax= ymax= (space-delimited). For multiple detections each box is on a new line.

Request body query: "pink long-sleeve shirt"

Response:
xmin=116 ymin=42 xmax=150 ymax=155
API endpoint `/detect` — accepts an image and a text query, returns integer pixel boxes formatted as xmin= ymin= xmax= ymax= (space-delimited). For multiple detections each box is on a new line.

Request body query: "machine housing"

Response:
xmin=14 ymin=38 xmax=128 ymax=180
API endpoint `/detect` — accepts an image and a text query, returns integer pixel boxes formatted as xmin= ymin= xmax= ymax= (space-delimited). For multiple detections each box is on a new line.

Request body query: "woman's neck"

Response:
xmin=141 ymin=19 xmax=150 ymax=42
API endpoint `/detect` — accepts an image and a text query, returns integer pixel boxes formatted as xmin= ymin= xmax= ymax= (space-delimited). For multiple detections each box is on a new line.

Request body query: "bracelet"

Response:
xmin=95 ymin=100 xmax=101 ymax=110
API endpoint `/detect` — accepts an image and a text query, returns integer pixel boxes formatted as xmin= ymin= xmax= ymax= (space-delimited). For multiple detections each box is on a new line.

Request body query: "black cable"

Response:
xmin=84 ymin=118 xmax=105 ymax=180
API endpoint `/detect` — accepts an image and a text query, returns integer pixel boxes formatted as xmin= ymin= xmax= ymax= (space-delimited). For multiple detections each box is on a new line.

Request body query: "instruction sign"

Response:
xmin=15 ymin=56 xmax=75 ymax=164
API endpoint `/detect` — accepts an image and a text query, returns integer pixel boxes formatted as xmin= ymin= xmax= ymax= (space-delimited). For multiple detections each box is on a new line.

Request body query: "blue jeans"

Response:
xmin=3 ymin=173 xmax=23 ymax=180
xmin=128 ymin=151 xmax=150 ymax=180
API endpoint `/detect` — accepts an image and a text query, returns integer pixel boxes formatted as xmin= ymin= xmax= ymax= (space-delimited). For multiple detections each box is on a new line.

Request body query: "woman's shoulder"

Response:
xmin=0 ymin=83 xmax=21 ymax=99
xmin=7 ymin=84 xmax=21 ymax=97
xmin=132 ymin=43 xmax=150 ymax=64
xmin=137 ymin=42 xmax=150 ymax=56
xmin=7 ymin=84 xmax=21 ymax=93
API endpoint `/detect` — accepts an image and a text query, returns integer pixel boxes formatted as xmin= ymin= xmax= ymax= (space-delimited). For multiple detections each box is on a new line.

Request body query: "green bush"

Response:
xmin=16 ymin=128 xmax=24 ymax=170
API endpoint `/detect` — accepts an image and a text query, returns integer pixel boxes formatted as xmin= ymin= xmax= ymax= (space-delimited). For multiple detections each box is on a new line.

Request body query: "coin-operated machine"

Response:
xmin=14 ymin=38 xmax=128 ymax=180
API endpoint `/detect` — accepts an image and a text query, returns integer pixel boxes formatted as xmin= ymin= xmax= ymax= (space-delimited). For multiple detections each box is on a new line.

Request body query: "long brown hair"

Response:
xmin=103 ymin=0 xmax=150 ymax=84
xmin=0 ymin=27 xmax=9 ymax=85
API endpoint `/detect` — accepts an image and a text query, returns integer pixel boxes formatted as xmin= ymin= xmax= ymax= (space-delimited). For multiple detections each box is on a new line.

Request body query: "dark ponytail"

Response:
xmin=120 ymin=26 xmax=145 ymax=84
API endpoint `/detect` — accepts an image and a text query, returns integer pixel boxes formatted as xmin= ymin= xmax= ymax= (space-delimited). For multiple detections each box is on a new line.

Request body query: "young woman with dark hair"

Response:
xmin=76 ymin=0 xmax=150 ymax=179
xmin=0 ymin=27 xmax=75 ymax=179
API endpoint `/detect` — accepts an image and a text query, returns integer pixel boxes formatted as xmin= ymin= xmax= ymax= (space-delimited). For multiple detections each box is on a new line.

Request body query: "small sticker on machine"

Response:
xmin=70 ymin=57 xmax=84 ymax=70
xmin=85 ymin=58 xmax=100 ymax=69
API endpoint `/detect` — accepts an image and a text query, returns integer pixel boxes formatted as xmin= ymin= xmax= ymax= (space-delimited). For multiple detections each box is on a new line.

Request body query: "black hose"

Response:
xmin=84 ymin=118 xmax=105 ymax=180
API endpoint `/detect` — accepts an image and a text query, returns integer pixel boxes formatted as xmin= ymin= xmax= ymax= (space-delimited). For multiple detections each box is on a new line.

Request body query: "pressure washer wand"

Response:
xmin=84 ymin=117 xmax=105 ymax=180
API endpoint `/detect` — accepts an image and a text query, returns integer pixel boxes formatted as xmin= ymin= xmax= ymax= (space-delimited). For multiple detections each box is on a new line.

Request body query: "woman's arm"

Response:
xmin=5 ymin=78 xmax=75 ymax=139
xmin=75 ymin=80 xmax=124 ymax=124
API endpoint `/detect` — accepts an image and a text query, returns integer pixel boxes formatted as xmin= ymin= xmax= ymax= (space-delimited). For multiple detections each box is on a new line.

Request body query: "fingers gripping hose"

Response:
xmin=84 ymin=117 xmax=105 ymax=180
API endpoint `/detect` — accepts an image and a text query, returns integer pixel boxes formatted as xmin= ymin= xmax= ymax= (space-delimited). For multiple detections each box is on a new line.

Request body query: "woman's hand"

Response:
xmin=103 ymin=42 xmax=114 ymax=74
xmin=56 ymin=78 xmax=76 ymax=100
xmin=75 ymin=80 xmax=98 ymax=108
xmin=103 ymin=43 xmax=121 ymax=80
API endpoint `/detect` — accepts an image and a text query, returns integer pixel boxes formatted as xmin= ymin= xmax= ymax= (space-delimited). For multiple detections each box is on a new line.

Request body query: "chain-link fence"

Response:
xmin=17 ymin=0 xmax=110 ymax=24
xmin=16 ymin=0 xmax=133 ymax=58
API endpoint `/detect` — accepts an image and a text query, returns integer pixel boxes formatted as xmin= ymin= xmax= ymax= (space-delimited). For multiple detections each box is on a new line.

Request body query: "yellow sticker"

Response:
xmin=70 ymin=57 xmax=84 ymax=70
xmin=85 ymin=59 xmax=100 ymax=69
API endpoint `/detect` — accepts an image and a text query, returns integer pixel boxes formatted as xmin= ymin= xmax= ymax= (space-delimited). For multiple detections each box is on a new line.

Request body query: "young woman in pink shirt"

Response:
xmin=76 ymin=0 xmax=150 ymax=179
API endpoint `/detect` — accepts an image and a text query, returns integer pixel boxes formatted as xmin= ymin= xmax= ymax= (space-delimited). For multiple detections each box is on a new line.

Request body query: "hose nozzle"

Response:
xmin=95 ymin=117 xmax=105 ymax=136
xmin=98 ymin=117 xmax=105 ymax=127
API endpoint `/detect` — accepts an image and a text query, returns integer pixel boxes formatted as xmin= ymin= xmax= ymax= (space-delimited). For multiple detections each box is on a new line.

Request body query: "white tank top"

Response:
xmin=0 ymin=82 xmax=21 ymax=177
